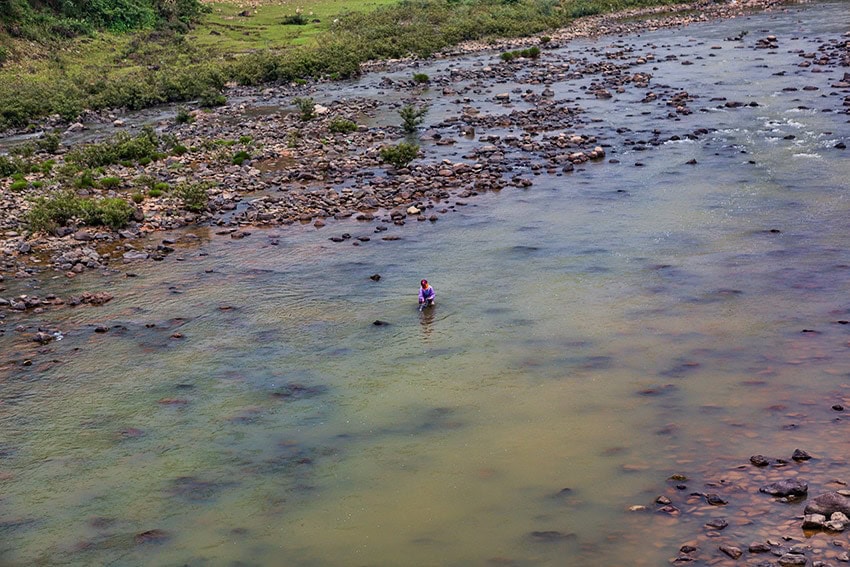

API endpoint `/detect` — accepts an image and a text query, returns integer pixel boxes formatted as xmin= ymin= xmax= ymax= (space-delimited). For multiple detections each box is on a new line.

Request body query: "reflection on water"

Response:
xmin=2 ymin=2 xmax=850 ymax=565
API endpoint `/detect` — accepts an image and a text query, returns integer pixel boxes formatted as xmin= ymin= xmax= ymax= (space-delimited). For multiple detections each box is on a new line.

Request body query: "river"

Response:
xmin=2 ymin=1 xmax=850 ymax=565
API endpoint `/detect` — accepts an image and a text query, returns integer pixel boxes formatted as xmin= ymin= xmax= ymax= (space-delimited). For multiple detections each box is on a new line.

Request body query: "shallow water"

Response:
xmin=2 ymin=2 xmax=850 ymax=565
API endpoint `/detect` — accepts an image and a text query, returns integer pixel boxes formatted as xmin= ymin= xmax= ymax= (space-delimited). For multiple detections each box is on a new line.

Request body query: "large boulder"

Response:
xmin=805 ymin=491 xmax=850 ymax=516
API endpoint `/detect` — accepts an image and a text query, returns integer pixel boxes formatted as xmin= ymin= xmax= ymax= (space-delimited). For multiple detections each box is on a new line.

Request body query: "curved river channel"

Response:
xmin=2 ymin=2 xmax=850 ymax=565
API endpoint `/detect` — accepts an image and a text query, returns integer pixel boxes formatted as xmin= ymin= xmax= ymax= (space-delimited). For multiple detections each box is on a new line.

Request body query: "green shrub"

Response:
xmin=10 ymin=179 xmax=28 ymax=191
xmin=148 ymin=188 xmax=164 ymax=197
xmin=329 ymin=117 xmax=357 ymax=134
xmin=172 ymin=144 xmax=188 ymax=156
xmin=153 ymin=182 xmax=169 ymax=192
xmin=0 ymin=46 xmax=8 ymax=67
xmin=37 ymin=132 xmax=61 ymax=154
xmin=412 ymin=73 xmax=430 ymax=84
xmin=238 ymin=135 xmax=252 ymax=145
xmin=131 ymin=192 xmax=145 ymax=203
xmin=232 ymin=150 xmax=250 ymax=165
xmin=539 ymin=36 xmax=551 ymax=44
xmin=74 ymin=170 xmax=96 ymax=188
xmin=292 ymin=97 xmax=315 ymax=121
xmin=380 ymin=142 xmax=419 ymax=169
xmin=26 ymin=191 xmax=134 ymax=232
xmin=399 ymin=104 xmax=428 ymax=133
xmin=175 ymin=181 xmax=210 ymax=212
xmin=99 ymin=176 xmax=122 ymax=189
xmin=281 ymin=13 xmax=308 ymax=25
xmin=199 ymin=90 xmax=226 ymax=108
xmin=66 ymin=127 xmax=160 ymax=169
xmin=93 ymin=197 xmax=135 ymax=229
xmin=175 ymin=106 xmax=194 ymax=124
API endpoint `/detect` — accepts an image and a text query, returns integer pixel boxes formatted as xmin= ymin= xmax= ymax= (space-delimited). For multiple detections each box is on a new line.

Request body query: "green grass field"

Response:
xmin=0 ymin=0 xmax=681 ymax=129
xmin=194 ymin=0 xmax=400 ymax=49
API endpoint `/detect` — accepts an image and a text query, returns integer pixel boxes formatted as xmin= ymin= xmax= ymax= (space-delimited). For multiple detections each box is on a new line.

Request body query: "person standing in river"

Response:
xmin=418 ymin=279 xmax=435 ymax=307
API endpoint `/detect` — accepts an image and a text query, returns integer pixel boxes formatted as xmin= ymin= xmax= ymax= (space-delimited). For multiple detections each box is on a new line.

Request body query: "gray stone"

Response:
xmin=805 ymin=492 xmax=850 ymax=517
xmin=778 ymin=553 xmax=808 ymax=566
xmin=719 ymin=545 xmax=742 ymax=559
xmin=802 ymin=514 xmax=827 ymax=529
xmin=122 ymin=251 xmax=150 ymax=261
xmin=760 ymin=479 xmax=808 ymax=497
xmin=73 ymin=231 xmax=92 ymax=242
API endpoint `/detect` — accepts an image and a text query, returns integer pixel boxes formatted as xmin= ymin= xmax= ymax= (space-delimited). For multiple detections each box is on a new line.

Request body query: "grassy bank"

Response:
xmin=0 ymin=0 xmax=680 ymax=130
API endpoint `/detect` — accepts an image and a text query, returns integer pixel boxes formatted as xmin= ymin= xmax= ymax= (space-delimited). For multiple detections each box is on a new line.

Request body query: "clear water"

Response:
xmin=2 ymin=2 xmax=850 ymax=565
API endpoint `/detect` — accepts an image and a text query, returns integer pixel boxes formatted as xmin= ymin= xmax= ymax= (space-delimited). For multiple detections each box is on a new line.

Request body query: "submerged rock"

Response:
xmin=759 ymin=479 xmax=808 ymax=498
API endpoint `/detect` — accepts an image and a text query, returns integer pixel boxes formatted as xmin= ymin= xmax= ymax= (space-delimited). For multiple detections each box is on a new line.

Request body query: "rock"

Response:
xmin=705 ymin=493 xmax=727 ymax=505
xmin=33 ymin=331 xmax=53 ymax=344
xmin=792 ymin=449 xmax=812 ymax=461
xmin=760 ymin=479 xmax=808 ymax=497
xmin=749 ymin=542 xmax=771 ymax=553
xmin=123 ymin=251 xmax=150 ymax=261
xmin=369 ymin=274 xmax=381 ymax=281
xmin=73 ymin=231 xmax=92 ymax=242
xmin=134 ymin=529 xmax=169 ymax=545
xmin=65 ymin=122 xmax=85 ymax=133
xmin=372 ymin=320 xmax=389 ymax=326
xmin=778 ymin=554 xmax=808 ymax=566
xmin=805 ymin=492 xmax=850 ymax=517
xmin=406 ymin=206 xmax=421 ymax=215
xmin=719 ymin=545 xmax=742 ymax=559
xmin=750 ymin=454 xmax=770 ymax=467
xmin=802 ymin=514 xmax=827 ymax=529
xmin=17 ymin=243 xmax=32 ymax=254
xmin=705 ymin=518 xmax=728 ymax=530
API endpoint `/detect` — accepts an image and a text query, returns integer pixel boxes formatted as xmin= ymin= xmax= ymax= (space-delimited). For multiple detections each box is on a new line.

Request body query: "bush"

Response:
xmin=329 ymin=117 xmax=357 ymax=134
xmin=292 ymin=97 xmax=315 ymax=121
xmin=153 ymin=182 xmax=169 ymax=192
xmin=281 ymin=13 xmax=308 ymax=25
xmin=66 ymin=127 xmax=160 ymax=169
xmin=175 ymin=106 xmax=194 ymax=124
xmin=501 ymin=46 xmax=541 ymax=61
xmin=99 ymin=176 xmax=122 ymax=189
xmin=380 ymin=142 xmax=419 ymax=169
xmin=26 ymin=191 xmax=134 ymax=231
xmin=37 ymin=132 xmax=62 ymax=154
xmin=174 ymin=181 xmax=210 ymax=212
xmin=399 ymin=104 xmax=428 ymax=133
xmin=74 ymin=170 xmax=96 ymax=188
xmin=412 ymin=73 xmax=430 ymax=84
xmin=148 ymin=188 xmax=164 ymax=197
xmin=232 ymin=150 xmax=250 ymax=165
xmin=131 ymin=192 xmax=145 ymax=203
xmin=10 ymin=179 xmax=28 ymax=191
xmin=172 ymin=144 xmax=188 ymax=156
xmin=199 ymin=90 xmax=226 ymax=108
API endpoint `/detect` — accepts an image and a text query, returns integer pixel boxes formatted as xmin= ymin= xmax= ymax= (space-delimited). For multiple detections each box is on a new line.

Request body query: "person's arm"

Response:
xmin=418 ymin=288 xmax=425 ymax=303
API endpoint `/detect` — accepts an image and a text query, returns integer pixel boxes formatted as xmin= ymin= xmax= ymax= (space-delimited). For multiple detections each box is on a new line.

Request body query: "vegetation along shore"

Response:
xmin=0 ymin=0 xmax=818 ymax=286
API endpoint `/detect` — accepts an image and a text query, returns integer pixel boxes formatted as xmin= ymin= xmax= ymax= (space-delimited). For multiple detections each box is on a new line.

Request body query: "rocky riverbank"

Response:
xmin=0 ymin=0 xmax=847 ymax=294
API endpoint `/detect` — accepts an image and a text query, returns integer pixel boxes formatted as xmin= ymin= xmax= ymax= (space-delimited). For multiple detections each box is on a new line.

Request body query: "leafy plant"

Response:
xmin=26 ymin=191 xmax=134 ymax=232
xmin=232 ymin=150 xmax=251 ymax=165
xmin=199 ymin=89 xmax=226 ymax=108
xmin=281 ymin=13 xmax=308 ymax=25
xmin=131 ymin=192 xmax=145 ymax=203
xmin=174 ymin=181 xmax=210 ymax=212
xmin=380 ymin=142 xmax=419 ymax=169
xmin=175 ymin=106 xmax=194 ymax=124
xmin=148 ymin=188 xmax=164 ymax=197
xmin=10 ymin=179 xmax=28 ymax=191
xmin=399 ymin=104 xmax=428 ymax=133
xmin=99 ymin=176 xmax=122 ymax=189
xmin=66 ymin=127 xmax=160 ymax=169
xmin=412 ymin=73 xmax=430 ymax=84
xmin=292 ymin=96 xmax=316 ymax=121
xmin=329 ymin=117 xmax=357 ymax=134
